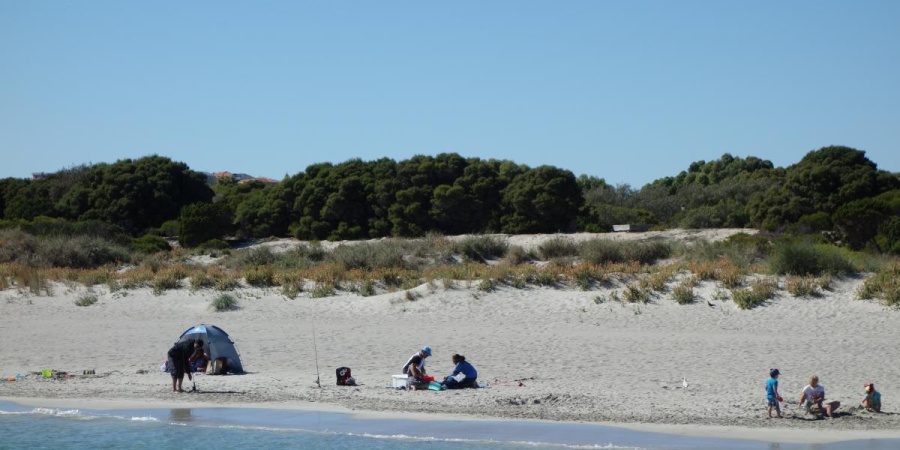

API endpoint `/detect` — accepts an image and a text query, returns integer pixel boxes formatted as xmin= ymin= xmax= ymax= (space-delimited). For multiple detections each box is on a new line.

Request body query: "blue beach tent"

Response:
xmin=177 ymin=324 xmax=245 ymax=374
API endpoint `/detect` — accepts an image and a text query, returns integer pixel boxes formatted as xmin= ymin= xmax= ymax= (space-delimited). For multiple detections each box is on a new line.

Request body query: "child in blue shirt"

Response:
xmin=766 ymin=368 xmax=784 ymax=418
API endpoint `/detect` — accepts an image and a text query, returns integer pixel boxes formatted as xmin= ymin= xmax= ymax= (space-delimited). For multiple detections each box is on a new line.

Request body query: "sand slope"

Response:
xmin=2 ymin=229 xmax=899 ymax=440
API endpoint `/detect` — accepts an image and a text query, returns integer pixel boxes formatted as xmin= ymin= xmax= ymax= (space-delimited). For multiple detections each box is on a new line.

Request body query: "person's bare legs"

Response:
xmin=824 ymin=401 xmax=840 ymax=418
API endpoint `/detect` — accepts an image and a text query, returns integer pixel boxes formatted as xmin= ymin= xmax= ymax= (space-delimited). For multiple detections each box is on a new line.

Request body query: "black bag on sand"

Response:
xmin=336 ymin=367 xmax=352 ymax=385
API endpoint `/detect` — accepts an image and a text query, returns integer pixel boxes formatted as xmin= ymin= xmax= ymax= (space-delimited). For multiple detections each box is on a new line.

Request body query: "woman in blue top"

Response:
xmin=443 ymin=354 xmax=478 ymax=389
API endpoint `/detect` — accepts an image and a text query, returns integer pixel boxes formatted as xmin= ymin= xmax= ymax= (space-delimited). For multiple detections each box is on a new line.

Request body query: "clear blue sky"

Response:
xmin=2 ymin=1 xmax=898 ymax=187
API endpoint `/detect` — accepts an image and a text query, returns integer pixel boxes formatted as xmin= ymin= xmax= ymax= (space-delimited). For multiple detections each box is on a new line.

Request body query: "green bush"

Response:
xmin=731 ymin=277 xmax=778 ymax=309
xmin=245 ymin=266 xmax=276 ymax=287
xmin=74 ymin=294 xmax=98 ymax=307
xmin=133 ymin=235 xmax=172 ymax=254
xmin=538 ymin=237 xmax=578 ymax=259
xmin=671 ymin=280 xmax=695 ymax=305
xmin=197 ymin=239 xmax=231 ymax=251
xmin=456 ymin=236 xmax=509 ymax=262
xmin=769 ymin=241 xmax=856 ymax=276
xmin=151 ymin=272 xmax=181 ymax=295
xmin=579 ymin=239 xmax=671 ymax=265
xmin=211 ymin=293 xmax=239 ymax=311
xmin=329 ymin=242 xmax=406 ymax=270
xmin=37 ymin=236 xmax=131 ymax=268
xmin=310 ymin=282 xmax=335 ymax=298
xmin=225 ymin=247 xmax=277 ymax=268
xmin=622 ymin=283 xmax=650 ymax=303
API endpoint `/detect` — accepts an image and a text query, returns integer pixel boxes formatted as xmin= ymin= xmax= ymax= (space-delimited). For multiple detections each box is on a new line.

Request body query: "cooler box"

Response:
xmin=392 ymin=374 xmax=410 ymax=388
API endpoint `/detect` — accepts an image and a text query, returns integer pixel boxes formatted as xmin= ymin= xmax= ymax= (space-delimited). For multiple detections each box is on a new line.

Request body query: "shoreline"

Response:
xmin=4 ymin=396 xmax=900 ymax=445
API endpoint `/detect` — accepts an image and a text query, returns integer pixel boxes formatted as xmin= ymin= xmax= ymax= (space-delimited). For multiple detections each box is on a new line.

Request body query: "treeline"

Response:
xmin=1 ymin=146 xmax=898 ymax=253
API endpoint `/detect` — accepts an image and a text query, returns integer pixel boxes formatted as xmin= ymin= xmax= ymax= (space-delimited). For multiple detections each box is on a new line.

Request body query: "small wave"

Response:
xmin=129 ymin=416 xmax=160 ymax=422
xmin=32 ymin=407 xmax=82 ymax=416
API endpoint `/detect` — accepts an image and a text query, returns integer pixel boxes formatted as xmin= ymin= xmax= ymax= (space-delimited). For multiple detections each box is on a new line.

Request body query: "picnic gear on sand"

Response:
xmin=336 ymin=367 xmax=357 ymax=386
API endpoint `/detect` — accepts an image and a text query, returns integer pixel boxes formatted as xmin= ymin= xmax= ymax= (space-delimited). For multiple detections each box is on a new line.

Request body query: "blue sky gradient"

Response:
xmin=2 ymin=1 xmax=898 ymax=187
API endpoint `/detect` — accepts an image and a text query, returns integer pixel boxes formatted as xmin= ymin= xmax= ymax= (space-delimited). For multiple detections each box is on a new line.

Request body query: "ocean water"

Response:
xmin=1 ymin=401 xmax=898 ymax=450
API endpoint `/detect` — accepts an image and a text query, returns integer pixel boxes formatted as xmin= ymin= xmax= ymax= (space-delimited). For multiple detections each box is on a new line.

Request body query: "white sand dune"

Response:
xmin=2 ymin=229 xmax=899 ymax=443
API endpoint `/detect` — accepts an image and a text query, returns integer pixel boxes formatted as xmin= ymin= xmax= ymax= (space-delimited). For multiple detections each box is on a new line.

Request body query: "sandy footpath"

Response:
xmin=2 ymin=230 xmax=900 ymax=444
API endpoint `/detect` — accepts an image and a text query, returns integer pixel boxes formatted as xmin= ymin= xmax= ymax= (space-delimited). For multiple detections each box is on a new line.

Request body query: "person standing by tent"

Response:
xmin=402 ymin=346 xmax=431 ymax=390
xmin=168 ymin=339 xmax=202 ymax=393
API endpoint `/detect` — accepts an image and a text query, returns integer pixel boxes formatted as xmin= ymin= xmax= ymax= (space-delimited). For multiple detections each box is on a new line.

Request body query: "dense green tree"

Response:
xmin=748 ymin=146 xmax=898 ymax=230
xmin=832 ymin=189 xmax=900 ymax=251
xmin=501 ymin=166 xmax=583 ymax=233
xmin=58 ymin=156 xmax=213 ymax=234
xmin=179 ymin=201 xmax=232 ymax=247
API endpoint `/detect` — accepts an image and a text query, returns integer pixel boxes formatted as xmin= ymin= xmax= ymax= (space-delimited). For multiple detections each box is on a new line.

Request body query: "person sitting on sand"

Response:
xmin=402 ymin=346 xmax=431 ymax=390
xmin=861 ymin=383 xmax=882 ymax=412
xmin=798 ymin=375 xmax=840 ymax=418
xmin=189 ymin=345 xmax=210 ymax=373
xmin=167 ymin=339 xmax=202 ymax=393
xmin=442 ymin=354 xmax=478 ymax=389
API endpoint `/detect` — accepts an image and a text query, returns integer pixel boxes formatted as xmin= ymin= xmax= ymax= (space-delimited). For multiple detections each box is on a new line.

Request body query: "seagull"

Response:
xmin=682 ymin=377 xmax=688 ymax=389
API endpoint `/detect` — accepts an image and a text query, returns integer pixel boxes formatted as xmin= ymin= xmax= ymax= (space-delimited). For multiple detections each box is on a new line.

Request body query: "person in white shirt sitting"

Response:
xmin=798 ymin=375 xmax=840 ymax=418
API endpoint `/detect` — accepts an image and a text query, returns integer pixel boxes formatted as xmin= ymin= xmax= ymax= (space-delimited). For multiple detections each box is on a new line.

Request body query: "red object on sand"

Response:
xmin=422 ymin=375 xmax=435 ymax=382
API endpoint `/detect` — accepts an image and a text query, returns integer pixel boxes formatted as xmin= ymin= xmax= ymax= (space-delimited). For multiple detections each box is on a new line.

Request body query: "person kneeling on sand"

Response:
xmin=799 ymin=375 xmax=840 ymax=418
xmin=189 ymin=345 xmax=210 ymax=373
xmin=402 ymin=346 xmax=431 ymax=390
xmin=861 ymin=383 xmax=882 ymax=412
xmin=442 ymin=354 xmax=478 ymax=389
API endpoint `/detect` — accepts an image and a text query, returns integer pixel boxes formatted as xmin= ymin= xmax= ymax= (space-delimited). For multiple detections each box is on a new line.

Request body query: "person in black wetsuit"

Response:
xmin=168 ymin=339 xmax=203 ymax=393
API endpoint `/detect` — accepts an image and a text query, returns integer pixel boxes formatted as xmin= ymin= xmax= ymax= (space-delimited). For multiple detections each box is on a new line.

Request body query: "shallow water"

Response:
xmin=1 ymin=401 xmax=898 ymax=450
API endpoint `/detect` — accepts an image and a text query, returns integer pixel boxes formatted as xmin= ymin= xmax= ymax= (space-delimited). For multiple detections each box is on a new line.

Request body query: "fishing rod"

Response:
xmin=311 ymin=312 xmax=321 ymax=388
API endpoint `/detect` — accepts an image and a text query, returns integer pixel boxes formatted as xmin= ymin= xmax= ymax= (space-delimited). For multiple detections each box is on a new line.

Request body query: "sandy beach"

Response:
xmin=2 ymin=230 xmax=900 ymax=445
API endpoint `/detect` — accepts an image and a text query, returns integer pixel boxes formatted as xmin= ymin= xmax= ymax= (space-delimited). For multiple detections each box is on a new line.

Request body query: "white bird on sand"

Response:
xmin=682 ymin=377 xmax=688 ymax=389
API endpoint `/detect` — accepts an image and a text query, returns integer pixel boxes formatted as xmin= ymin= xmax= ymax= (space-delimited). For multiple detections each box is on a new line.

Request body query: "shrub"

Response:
xmin=37 ymin=236 xmax=131 ymax=269
xmin=572 ymin=264 xmax=601 ymax=290
xmin=151 ymin=271 xmax=181 ymax=295
xmin=133 ymin=235 xmax=172 ymax=254
xmin=310 ymin=282 xmax=335 ymax=298
xmin=539 ymin=237 xmax=579 ymax=259
xmin=245 ymin=266 xmax=276 ymax=287
xmin=477 ymin=278 xmax=495 ymax=292
xmin=329 ymin=242 xmax=405 ymax=270
xmin=786 ymin=276 xmax=820 ymax=297
xmin=211 ymin=293 xmax=239 ymax=312
xmin=215 ymin=277 xmax=240 ymax=291
xmin=360 ymin=280 xmax=376 ymax=297
xmin=457 ymin=236 xmax=508 ymax=262
xmin=671 ymin=279 xmax=695 ymax=305
xmin=579 ymin=239 xmax=671 ymax=265
xmin=503 ymin=246 xmax=531 ymax=266
xmin=639 ymin=266 xmax=676 ymax=293
xmin=857 ymin=264 xmax=900 ymax=308
xmin=197 ymin=239 xmax=231 ymax=251
xmin=533 ymin=270 xmax=558 ymax=287
xmin=731 ymin=277 xmax=778 ymax=309
xmin=189 ymin=271 xmax=216 ymax=291
xmin=769 ymin=241 xmax=856 ymax=276
xmin=622 ymin=283 xmax=650 ymax=303
xmin=74 ymin=295 xmax=98 ymax=307
xmin=226 ymin=247 xmax=277 ymax=268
